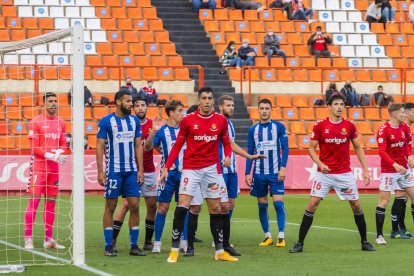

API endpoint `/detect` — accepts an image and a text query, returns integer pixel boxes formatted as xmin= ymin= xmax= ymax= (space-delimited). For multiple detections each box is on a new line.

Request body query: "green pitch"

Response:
xmin=1 ymin=194 xmax=413 ymax=275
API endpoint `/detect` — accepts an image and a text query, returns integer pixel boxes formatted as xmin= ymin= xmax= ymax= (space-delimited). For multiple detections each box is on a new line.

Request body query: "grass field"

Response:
xmin=1 ymin=194 xmax=414 ymax=275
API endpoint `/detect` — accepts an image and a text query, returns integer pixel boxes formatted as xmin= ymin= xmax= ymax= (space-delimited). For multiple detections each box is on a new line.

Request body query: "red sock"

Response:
xmin=43 ymin=200 xmax=56 ymax=241
xmin=25 ymin=198 xmax=41 ymax=239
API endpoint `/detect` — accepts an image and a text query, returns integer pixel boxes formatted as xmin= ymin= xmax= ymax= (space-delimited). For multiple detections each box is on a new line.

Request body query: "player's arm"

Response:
xmin=134 ymin=137 xmax=144 ymax=183
xmin=351 ymin=136 xmax=370 ymax=186
xmin=221 ymin=121 xmax=232 ymax=168
xmin=309 ymin=123 xmax=330 ymax=173
xmin=30 ymin=121 xmax=65 ymax=164
xmin=378 ymin=129 xmax=406 ymax=174
xmin=231 ymin=140 xmax=265 ymax=160
xmin=245 ymin=127 xmax=255 ymax=187
xmin=404 ymin=128 xmax=414 ymax=167
xmin=96 ymin=138 xmax=106 ymax=186
xmin=278 ymin=123 xmax=289 ymax=181
xmin=143 ymin=124 xmax=160 ymax=152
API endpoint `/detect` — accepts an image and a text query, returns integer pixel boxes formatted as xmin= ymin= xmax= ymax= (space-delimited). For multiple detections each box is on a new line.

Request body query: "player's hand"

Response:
xmin=408 ymin=156 xmax=414 ymax=168
xmin=318 ymin=162 xmax=331 ymax=174
xmin=138 ymin=171 xmax=144 ymax=185
xmin=222 ymin=157 xmax=231 ymax=168
xmin=245 ymin=175 xmax=252 ymax=187
xmin=249 ymin=154 xmax=266 ymax=160
xmin=362 ymin=169 xmax=371 ymax=186
xmin=50 ymin=149 xmax=65 ymax=164
xmin=159 ymin=167 xmax=169 ymax=184
xmin=98 ymin=171 xmax=106 ymax=187
xmin=278 ymin=167 xmax=286 ymax=182
xmin=393 ymin=163 xmax=407 ymax=175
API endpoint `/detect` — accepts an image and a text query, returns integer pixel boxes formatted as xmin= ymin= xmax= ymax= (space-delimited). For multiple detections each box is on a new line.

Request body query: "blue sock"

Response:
xmin=104 ymin=227 xmax=113 ymax=247
xmin=273 ymin=201 xmax=286 ymax=232
xmin=258 ymin=203 xmax=270 ymax=233
xmin=181 ymin=211 xmax=189 ymax=240
xmin=129 ymin=227 xmax=139 ymax=248
xmin=228 ymin=209 xmax=234 ymax=220
xmin=154 ymin=212 xmax=167 ymax=242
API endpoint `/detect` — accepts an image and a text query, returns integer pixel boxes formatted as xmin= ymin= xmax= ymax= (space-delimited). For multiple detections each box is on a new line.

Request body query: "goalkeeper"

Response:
xmin=24 ymin=92 xmax=67 ymax=249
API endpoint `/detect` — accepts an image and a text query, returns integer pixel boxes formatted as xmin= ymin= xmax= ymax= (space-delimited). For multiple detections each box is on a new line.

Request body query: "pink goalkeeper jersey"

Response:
xmin=28 ymin=114 xmax=66 ymax=173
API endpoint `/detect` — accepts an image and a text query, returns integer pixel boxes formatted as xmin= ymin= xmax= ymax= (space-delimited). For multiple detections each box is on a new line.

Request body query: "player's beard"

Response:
xmin=222 ymin=111 xmax=232 ymax=118
xmin=120 ymin=104 xmax=132 ymax=115
xmin=137 ymin=113 xmax=146 ymax=120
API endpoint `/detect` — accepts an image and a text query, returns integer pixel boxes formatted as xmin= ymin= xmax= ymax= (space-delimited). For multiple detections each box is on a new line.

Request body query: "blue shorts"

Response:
xmin=157 ymin=170 xmax=181 ymax=203
xmin=104 ymin=171 xmax=140 ymax=199
xmin=250 ymin=173 xmax=284 ymax=198
xmin=223 ymin=172 xmax=238 ymax=199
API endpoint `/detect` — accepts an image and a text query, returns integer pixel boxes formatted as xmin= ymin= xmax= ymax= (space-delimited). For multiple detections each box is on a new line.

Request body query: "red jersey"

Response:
xmin=311 ymin=117 xmax=358 ymax=174
xmin=142 ymin=86 xmax=157 ymax=96
xmin=141 ymin=118 xmax=155 ymax=173
xmin=29 ymin=114 xmax=66 ymax=173
xmin=377 ymin=122 xmax=411 ymax=173
xmin=314 ymin=35 xmax=325 ymax=51
xmin=165 ymin=111 xmax=232 ymax=170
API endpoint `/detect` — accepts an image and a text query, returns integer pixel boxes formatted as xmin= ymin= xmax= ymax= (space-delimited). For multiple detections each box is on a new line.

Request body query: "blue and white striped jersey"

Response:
xmin=153 ymin=124 xmax=185 ymax=171
xmin=97 ymin=113 xmax=141 ymax=173
xmin=219 ymin=119 xmax=236 ymax=174
xmin=245 ymin=120 xmax=289 ymax=175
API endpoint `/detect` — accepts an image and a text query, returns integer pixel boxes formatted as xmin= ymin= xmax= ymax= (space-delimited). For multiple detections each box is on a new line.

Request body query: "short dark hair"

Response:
xmin=378 ymin=85 xmax=383 ymax=89
xmin=147 ymin=80 xmax=153 ymax=84
xmin=316 ymin=26 xmax=322 ymax=30
xmin=186 ymin=104 xmax=198 ymax=114
xmin=218 ymin=95 xmax=234 ymax=106
xmin=198 ymin=87 xmax=214 ymax=98
xmin=404 ymin=102 xmax=414 ymax=110
xmin=114 ymin=90 xmax=132 ymax=103
xmin=388 ymin=103 xmax=404 ymax=114
xmin=133 ymin=97 xmax=148 ymax=107
xmin=327 ymin=94 xmax=345 ymax=106
xmin=43 ymin=92 xmax=57 ymax=103
xmin=258 ymin=98 xmax=272 ymax=108
xmin=165 ymin=100 xmax=183 ymax=117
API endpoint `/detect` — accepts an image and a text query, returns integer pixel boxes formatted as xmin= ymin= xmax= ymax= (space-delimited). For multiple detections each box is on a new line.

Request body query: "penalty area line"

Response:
xmin=0 ymin=240 xmax=113 ymax=276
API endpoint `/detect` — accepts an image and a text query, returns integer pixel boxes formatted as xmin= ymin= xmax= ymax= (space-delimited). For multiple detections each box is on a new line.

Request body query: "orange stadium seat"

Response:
xmin=159 ymin=68 xmax=174 ymax=80
xmin=6 ymin=106 xmax=22 ymax=120
xmin=299 ymin=107 xmax=315 ymax=120
xmin=348 ymin=108 xmax=364 ymax=120
xmin=162 ymin=44 xmax=177 ymax=55
xmin=11 ymin=121 xmax=27 ymax=135
xmin=88 ymin=135 xmax=97 ymax=149
xmin=315 ymin=107 xmax=329 ymax=119
xmin=15 ymin=136 xmax=31 ymax=149
xmin=142 ymin=67 xmax=158 ymax=80
xmin=292 ymin=95 xmax=309 ymax=107
xmin=85 ymin=121 xmax=98 ymax=135
xmin=174 ymin=68 xmax=191 ymax=80
xmin=260 ymin=10 xmax=274 ymax=21
xmin=0 ymin=121 xmax=8 ymax=135
xmin=261 ymin=69 xmax=276 ymax=81
xmin=84 ymin=108 xmax=93 ymax=120
xmin=364 ymin=108 xmax=381 ymax=120
xmin=58 ymin=106 xmax=72 ymax=120
xmin=274 ymin=95 xmax=291 ymax=107
xmin=357 ymin=122 xmax=373 ymax=135
xmin=380 ymin=108 xmax=390 ymax=120
xmin=171 ymin=95 xmax=189 ymax=107
xmin=364 ymin=135 xmax=378 ymax=149
xmin=249 ymin=107 xmax=260 ymax=120
xmin=293 ymin=70 xmax=308 ymax=81
xmin=276 ymin=69 xmax=293 ymax=81
xmin=298 ymin=135 xmax=310 ymax=148
xmin=288 ymin=135 xmax=298 ymax=149
xmin=290 ymin=121 xmax=307 ymax=134
xmin=270 ymin=107 xmax=283 ymax=120
xmin=168 ymin=56 xmax=183 ymax=66
xmin=282 ymin=107 xmax=299 ymax=120
xmin=23 ymin=107 xmax=40 ymax=120
xmin=0 ymin=136 xmax=15 ymax=149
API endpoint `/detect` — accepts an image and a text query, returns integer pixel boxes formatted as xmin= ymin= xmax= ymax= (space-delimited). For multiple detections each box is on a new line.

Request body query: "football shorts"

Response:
xmin=28 ymin=171 xmax=59 ymax=197
xmin=140 ymin=172 xmax=158 ymax=197
xmin=157 ymin=169 xmax=181 ymax=203
xmin=104 ymin=171 xmax=140 ymax=199
xmin=311 ymin=172 xmax=359 ymax=201
xmin=380 ymin=171 xmax=414 ymax=192
xmin=179 ymin=164 xmax=221 ymax=201
xmin=250 ymin=173 xmax=284 ymax=198
xmin=223 ymin=172 xmax=239 ymax=199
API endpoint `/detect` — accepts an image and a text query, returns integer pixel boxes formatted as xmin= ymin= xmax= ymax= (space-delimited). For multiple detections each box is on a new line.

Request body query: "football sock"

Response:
xmin=187 ymin=212 xmax=198 ymax=248
xmin=112 ymin=220 xmax=123 ymax=240
xmin=392 ymin=197 xmax=405 ymax=231
xmin=210 ymin=213 xmax=224 ymax=252
xmin=24 ymin=197 xmax=41 ymax=239
xmin=44 ymin=200 xmax=56 ymax=241
xmin=298 ymin=210 xmax=314 ymax=244
xmin=258 ymin=202 xmax=270 ymax=234
xmin=221 ymin=213 xmax=231 ymax=248
xmin=181 ymin=212 xmax=189 ymax=241
xmin=145 ymin=219 xmax=155 ymax=243
xmin=354 ymin=210 xmax=367 ymax=242
xmin=129 ymin=226 xmax=139 ymax=248
xmin=376 ymin=207 xmax=386 ymax=237
xmin=273 ymin=201 xmax=286 ymax=233
xmin=399 ymin=198 xmax=407 ymax=229
xmin=171 ymin=206 xmax=189 ymax=248
xmin=228 ymin=209 xmax=234 ymax=220
xmin=104 ymin=227 xmax=113 ymax=247
xmin=411 ymin=204 xmax=414 ymax=221
xmin=154 ymin=212 xmax=166 ymax=242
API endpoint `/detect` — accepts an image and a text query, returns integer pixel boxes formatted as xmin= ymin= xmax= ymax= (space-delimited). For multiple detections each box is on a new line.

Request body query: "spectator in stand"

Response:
xmin=262 ymin=28 xmax=287 ymax=66
xmin=224 ymin=0 xmax=265 ymax=12
xmin=374 ymin=85 xmax=395 ymax=107
xmin=366 ymin=0 xmax=386 ymax=30
xmin=325 ymin=82 xmax=344 ymax=103
xmin=340 ymin=81 xmax=360 ymax=107
xmin=307 ymin=26 xmax=333 ymax=66
xmin=220 ymin=41 xmax=238 ymax=74
xmin=269 ymin=0 xmax=286 ymax=8
xmin=120 ymin=76 xmax=139 ymax=99
xmin=410 ymin=1 xmax=414 ymax=25
xmin=237 ymin=38 xmax=257 ymax=69
xmin=283 ymin=0 xmax=314 ymax=22
xmin=381 ymin=0 xmax=396 ymax=23
xmin=140 ymin=80 xmax=158 ymax=107
xmin=193 ymin=0 xmax=216 ymax=11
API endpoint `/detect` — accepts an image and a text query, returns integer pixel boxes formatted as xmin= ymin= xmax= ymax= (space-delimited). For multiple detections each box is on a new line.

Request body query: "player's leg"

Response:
xmin=348 ymin=200 xmax=375 ymax=251
xmin=269 ymin=174 xmax=286 ymax=247
xmin=184 ymin=204 xmax=201 ymax=256
xmin=112 ymin=198 xmax=129 ymax=252
xmin=376 ymin=173 xmax=394 ymax=244
xmin=394 ymin=190 xmax=411 ymax=236
xmin=24 ymin=173 xmax=45 ymax=249
xmin=219 ymin=181 xmax=240 ymax=256
xmin=141 ymin=172 xmax=158 ymax=250
xmin=224 ymin=172 xmax=238 ymax=220
xmin=391 ymin=188 xmax=411 ymax=238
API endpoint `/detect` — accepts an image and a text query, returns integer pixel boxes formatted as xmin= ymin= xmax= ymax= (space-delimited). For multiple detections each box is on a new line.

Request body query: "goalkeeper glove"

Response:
xmin=44 ymin=149 xmax=66 ymax=165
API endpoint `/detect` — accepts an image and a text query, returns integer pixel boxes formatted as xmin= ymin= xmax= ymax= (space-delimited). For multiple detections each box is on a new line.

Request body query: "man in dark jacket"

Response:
xmin=307 ymin=26 xmax=333 ymax=66
xmin=120 ymin=76 xmax=140 ymax=99
xmin=237 ymin=39 xmax=256 ymax=68
xmin=283 ymin=0 xmax=314 ymax=22
xmin=262 ymin=28 xmax=286 ymax=66
xmin=340 ymin=81 xmax=360 ymax=107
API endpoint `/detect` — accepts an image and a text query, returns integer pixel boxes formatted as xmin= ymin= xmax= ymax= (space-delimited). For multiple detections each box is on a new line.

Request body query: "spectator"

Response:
xmin=84 ymin=135 xmax=91 ymax=150
xmin=269 ymin=0 xmax=286 ymax=8
xmin=307 ymin=26 xmax=333 ymax=66
xmin=237 ymin=38 xmax=257 ymax=69
xmin=340 ymin=81 xmax=360 ymax=107
xmin=381 ymin=0 xmax=396 ymax=23
xmin=283 ymin=0 xmax=314 ymax=22
xmin=140 ymin=80 xmax=158 ymax=106
xmin=68 ymin=85 xmax=93 ymax=106
xmin=325 ymin=82 xmax=343 ymax=102
xmin=374 ymin=85 xmax=395 ymax=107
xmin=66 ymin=133 xmax=72 ymax=149
xmin=262 ymin=28 xmax=287 ymax=66
xmin=120 ymin=76 xmax=139 ymax=99
xmin=220 ymin=41 xmax=238 ymax=74
xmin=193 ymin=0 xmax=216 ymax=12
xmin=366 ymin=0 xmax=386 ymax=30
xmin=224 ymin=0 xmax=265 ymax=12
xmin=410 ymin=1 xmax=414 ymax=25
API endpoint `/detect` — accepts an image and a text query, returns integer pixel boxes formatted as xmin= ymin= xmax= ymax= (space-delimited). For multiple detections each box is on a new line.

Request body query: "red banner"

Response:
xmin=0 ymin=155 xmax=383 ymax=191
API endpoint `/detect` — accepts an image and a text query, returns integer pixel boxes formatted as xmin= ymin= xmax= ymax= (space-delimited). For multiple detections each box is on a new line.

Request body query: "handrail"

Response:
xmin=239 ymin=66 xmax=406 ymax=106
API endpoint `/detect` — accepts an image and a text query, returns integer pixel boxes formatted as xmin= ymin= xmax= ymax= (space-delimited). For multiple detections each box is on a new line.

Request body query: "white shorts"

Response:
xmin=140 ymin=172 xmax=158 ymax=197
xmin=380 ymin=171 xmax=414 ymax=192
xmin=180 ymin=164 xmax=221 ymax=203
xmin=190 ymin=174 xmax=228 ymax=205
xmin=311 ymin=172 xmax=359 ymax=201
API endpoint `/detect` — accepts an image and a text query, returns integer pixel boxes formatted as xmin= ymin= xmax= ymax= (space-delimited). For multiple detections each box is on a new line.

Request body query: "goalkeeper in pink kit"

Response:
xmin=24 ymin=92 xmax=67 ymax=249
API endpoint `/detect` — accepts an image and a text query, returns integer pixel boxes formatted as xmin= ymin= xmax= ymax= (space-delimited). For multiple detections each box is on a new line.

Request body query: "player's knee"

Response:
xmin=349 ymin=200 xmax=361 ymax=211
xmin=157 ymin=203 xmax=169 ymax=214
xmin=228 ymin=199 xmax=235 ymax=210
xmin=220 ymin=202 xmax=229 ymax=214
xmin=190 ymin=205 xmax=201 ymax=215
xmin=128 ymin=203 xmax=139 ymax=215
xmin=174 ymin=206 xmax=189 ymax=219
xmin=105 ymin=201 xmax=117 ymax=215
xmin=307 ymin=200 xmax=320 ymax=212
xmin=208 ymin=203 xmax=221 ymax=214
xmin=378 ymin=197 xmax=389 ymax=208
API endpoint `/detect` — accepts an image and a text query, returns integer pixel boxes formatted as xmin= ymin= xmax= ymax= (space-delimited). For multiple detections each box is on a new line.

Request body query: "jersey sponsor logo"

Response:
xmin=193 ymin=134 xmax=218 ymax=142
xmin=256 ymin=140 xmax=277 ymax=151
xmin=115 ymin=131 xmax=135 ymax=143
xmin=194 ymin=124 xmax=199 ymax=130
xmin=0 ymin=162 xmax=30 ymax=183
xmin=325 ymin=129 xmax=329 ymax=134
xmin=210 ymin=124 xmax=217 ymax=132
xmin=340 ymin=188 xmax=354 ymax=195
xmin=378 ymin=138 xmax=384 ymax=143
xmin=324 ymin=137 xmax=347 ymax=144
xmin=207 ymin=183 xmax=219 ymax=191
xmin=42 ymin=125 xmax=49 ymax=129
xmin=341 ymin=128 xmax=347 ymax=135
xmin=391 ymin=141 xmax=405 ymax=148
xmin=45 ymin=133 xmax=60 ymax=140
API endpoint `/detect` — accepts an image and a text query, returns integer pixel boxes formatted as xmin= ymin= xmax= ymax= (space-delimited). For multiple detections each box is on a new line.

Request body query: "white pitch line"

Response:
xmin=0 ymin=240 xmax=112 ymax=276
